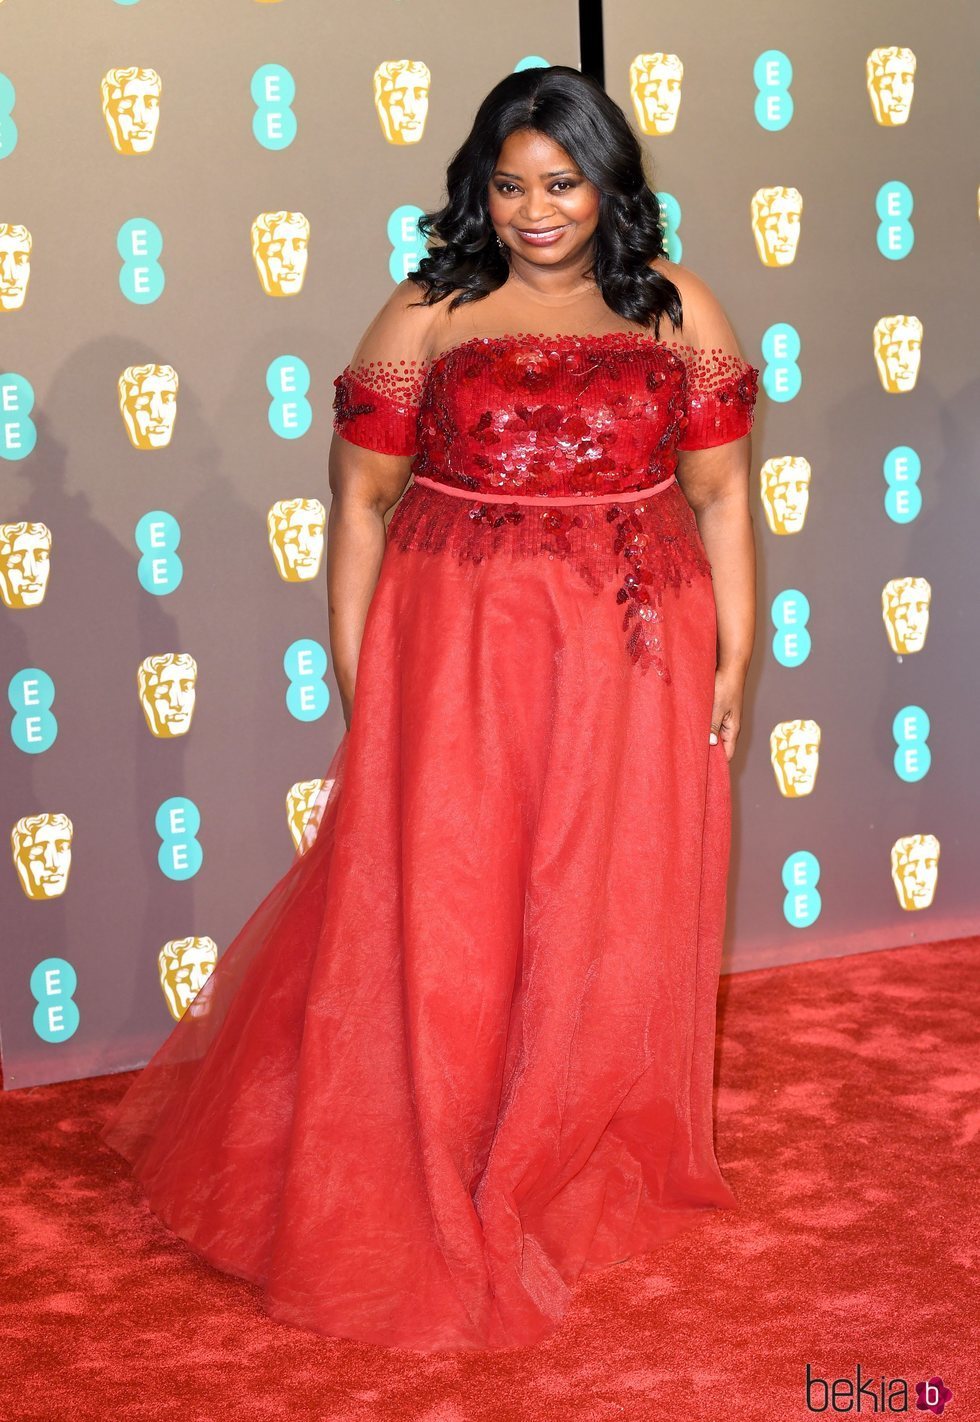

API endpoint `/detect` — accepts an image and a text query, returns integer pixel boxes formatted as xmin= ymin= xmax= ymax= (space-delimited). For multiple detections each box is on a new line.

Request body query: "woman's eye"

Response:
xmin=495 ymin=181 xmax=577 ymax=195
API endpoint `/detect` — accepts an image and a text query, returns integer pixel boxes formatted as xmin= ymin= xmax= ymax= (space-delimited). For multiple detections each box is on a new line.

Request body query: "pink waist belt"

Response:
xmin=411 ymin=473 xmax=677 ymax=506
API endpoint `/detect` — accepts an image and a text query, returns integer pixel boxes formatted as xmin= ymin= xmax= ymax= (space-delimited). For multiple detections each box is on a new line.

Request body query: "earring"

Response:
xmin=495 ymin=235 xmax=505 ymax=250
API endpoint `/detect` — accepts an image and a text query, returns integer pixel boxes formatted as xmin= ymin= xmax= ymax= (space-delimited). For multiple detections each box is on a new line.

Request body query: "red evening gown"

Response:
xmin=99 ymin=309 xmax=760 ymax=1352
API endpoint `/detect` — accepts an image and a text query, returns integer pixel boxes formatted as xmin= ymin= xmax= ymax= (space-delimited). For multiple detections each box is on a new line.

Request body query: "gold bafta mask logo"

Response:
xmin=750 ymin=188 xmax=803 ymax=267
xmin=882 ymin=577 xmax=931 ymax=654
xmin=866 ymin=47 xmax=916 ymax=127
xmin=873 ymin=316 xmax=922 ymax=393
xmin=761 ymin=458 xmax=811 ymax=536
xmin=0 ymin=224 xmax=32 ymax=312
xmin=374 ymin=60 xmax=431 ymax=145
xmin=118 ymin=364 xmax=179 ymax=449
xmin=268 ymin=499 xmax=326 ymax=582
xmin=770 ymin=719 xmax=821 ymax=798
xmin=0 ymin=522 xmax=52 ymax=609
xmin=138 ymin=653 xmax=198 ymax=738
xmin=251 ymin=212 xmax=310 ymax=296
xmin=101 ymin=67 xmax=163 ymax=154
xmin=890 ymin=833 xmax=939 ymax=910
xmin=158 ymin=937 xmax=218 ymax=1020
xmin=287 ymin=779 xmax=327 ymax=851
xmin=11 ymin=813 xmax=73 ymax=899
xmin=629 ymin=54 xmax=684 ymax=135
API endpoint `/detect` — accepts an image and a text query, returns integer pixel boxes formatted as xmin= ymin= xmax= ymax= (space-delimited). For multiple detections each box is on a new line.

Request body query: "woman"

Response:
xmin=100 ymin=65 xmax=759 ymax=1353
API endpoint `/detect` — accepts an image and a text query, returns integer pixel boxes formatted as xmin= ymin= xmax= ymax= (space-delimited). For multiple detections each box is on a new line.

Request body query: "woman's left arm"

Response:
xmin=662 ymin=261 xmax=761 ymax=761
xmin=679 ymin=437 xmax=757 ymax=761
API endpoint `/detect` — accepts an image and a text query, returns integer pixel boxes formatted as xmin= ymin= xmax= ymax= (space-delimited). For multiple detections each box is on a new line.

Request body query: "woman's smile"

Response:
xmin=513 ymin=223 xmax=571 ymax=246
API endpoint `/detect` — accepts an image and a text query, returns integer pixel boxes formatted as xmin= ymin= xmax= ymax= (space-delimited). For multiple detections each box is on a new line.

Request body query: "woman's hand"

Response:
xmin=709 ymin=663 xmax=746 ymax=762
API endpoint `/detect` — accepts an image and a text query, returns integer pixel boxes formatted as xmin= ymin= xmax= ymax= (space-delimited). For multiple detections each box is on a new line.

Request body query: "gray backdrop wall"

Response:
xmin=602 ymin=0 xmax=979 ymax=973
xmin=2 ymin=0 xmax=977 ymax=1090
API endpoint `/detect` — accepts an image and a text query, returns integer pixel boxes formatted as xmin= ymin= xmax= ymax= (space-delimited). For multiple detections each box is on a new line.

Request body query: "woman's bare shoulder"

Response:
xmin=646 ymin=257 xmax=736 ymax=349
xmin=392 ymin=277 xmax=480 ymax=363
xmin=376 ymin=276 xmax=443 ymax=330
xmin=351 ymin=277 xmax=444 ymax=365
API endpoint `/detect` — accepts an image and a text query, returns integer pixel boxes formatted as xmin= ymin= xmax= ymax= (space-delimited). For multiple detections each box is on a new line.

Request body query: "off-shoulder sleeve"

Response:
xmin=332 ymin=280 xmax=433 ymax=457
xmin=671 ymin=278 xmax=759 ymax=451
xmin=675 ymin=348 xmax=760 ymax=450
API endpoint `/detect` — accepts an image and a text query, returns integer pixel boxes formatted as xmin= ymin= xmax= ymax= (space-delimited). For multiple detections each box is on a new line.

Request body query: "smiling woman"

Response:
xmin=100 ymin=64 xmax=759 ymax=1354
xmin=490 ymin=135 xmax=599 ymax=251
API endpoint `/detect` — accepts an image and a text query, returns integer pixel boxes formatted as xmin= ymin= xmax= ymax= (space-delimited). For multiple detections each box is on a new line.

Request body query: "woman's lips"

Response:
xmin=514 ymin=225 xmax=570 ymax=246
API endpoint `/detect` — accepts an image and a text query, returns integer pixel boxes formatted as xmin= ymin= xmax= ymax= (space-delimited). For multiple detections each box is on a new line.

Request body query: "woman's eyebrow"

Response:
xmin=493 ymin=168 xmax=579 ymax=179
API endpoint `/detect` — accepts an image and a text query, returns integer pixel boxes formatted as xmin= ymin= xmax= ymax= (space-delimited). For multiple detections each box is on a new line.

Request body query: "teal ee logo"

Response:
xmin=388 ymin=205 xmax=427 ymax=281
xmin=9 ymin=668 xmax=58 ymax=753
xmin=761 ymin=324 xmax=802 ymax=403
xmin=0 ymin=74 xmax=17 ymax=159
xmin=514 ymin=57 xmax=551 ymax=72
xmin=771 ymin=589 xmax=811 ymax=667
xmin=251 ymin=65 xmax=297 ymax=150
xmin=267 ymin=355 xmax=312 ymax=439
xmin=156 ymin=797 xmax=204 ymax=880
xmin=0 ymin=372 xmax=38 ymax=460
xmin=893 ymin=705 xmax=930 ymax=782
xmin=782 ymin=850 xmax=821 ymax=928
xmin=754 ymin=51 xmax=793 ymax=131
xmin=118 ymin=218 xmax=165 ymax=304
xmin=31 ymin=958 xmax=80 ymax=1043
xmin=656 ymin=192 xmax=682 ymax=262
xmin=876 ymin=181 xmax=914 ymax=260
xmin=284 ymin=638 xmax=329 ymax=721
xmin=135 ymin=510 xmax=183 ymax=594
xmin=884 ymin=445 xmax=921 ymax=523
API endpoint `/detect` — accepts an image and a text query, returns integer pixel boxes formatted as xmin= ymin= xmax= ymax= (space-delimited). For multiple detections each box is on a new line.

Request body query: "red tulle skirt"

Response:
xmin=100 ymin=479 xmax=739 ymax=1352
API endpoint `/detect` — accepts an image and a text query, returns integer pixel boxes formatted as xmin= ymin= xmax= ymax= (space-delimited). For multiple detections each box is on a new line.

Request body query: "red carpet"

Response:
xmin=2 ymin=937 xmax=976 ymax=1421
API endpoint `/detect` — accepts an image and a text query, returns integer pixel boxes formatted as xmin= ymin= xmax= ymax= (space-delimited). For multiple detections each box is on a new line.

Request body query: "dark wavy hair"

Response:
xmin=406 ymin=65 xmax=682 ymax=338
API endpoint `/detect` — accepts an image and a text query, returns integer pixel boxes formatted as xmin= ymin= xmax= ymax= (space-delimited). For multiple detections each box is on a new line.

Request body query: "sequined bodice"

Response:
xmin=333 ymin=330 xmax=759 ymax=499
xmin=413 ymin=332 xmax=689 ymax=497
xmin=332 ymin=328 xmax=760 ymax=679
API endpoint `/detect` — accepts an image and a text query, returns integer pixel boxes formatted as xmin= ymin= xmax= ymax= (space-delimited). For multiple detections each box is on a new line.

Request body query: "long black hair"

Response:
xmin=406 ymin=65 xmax=682 ymax=338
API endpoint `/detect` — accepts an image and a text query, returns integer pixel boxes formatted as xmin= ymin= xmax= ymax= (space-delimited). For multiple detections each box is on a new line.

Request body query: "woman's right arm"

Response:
xmin=327 ymin=278 xmax=436 ymax=731
xmin=326 ymin=439 xmax=413 ymax=731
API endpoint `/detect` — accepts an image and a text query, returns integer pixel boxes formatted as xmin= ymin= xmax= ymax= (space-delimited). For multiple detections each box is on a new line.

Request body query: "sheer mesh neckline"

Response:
xmin=425 ymin=328 xmax=686 ymax=375
xmin=336 ymin=328 xmax=760 ymax=435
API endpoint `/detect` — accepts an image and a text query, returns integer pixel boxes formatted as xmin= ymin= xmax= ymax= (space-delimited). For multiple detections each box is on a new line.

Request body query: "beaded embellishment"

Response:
xmin=333 ymin=330 xmax=758 ymax=460
xmin=332 ymin=362 xmax=423 ymax=457
xmin=385 ymin=478 xmax=712 ymax=680
xmin=332 ymin=331 xmax=759 ymax=677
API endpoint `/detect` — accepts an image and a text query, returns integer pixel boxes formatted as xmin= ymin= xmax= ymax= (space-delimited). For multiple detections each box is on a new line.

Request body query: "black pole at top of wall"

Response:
xmin=578 ymin=0 xmax=605 ymax=89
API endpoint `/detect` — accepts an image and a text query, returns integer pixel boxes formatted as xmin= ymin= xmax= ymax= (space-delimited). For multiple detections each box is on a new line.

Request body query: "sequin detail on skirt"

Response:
xmin=386 ymin=478 xmax=713 ymax=681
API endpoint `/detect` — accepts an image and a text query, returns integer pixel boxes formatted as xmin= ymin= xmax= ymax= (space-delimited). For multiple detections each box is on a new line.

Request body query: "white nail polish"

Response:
xmin=709 ymin=732 xmax=718 ymax=744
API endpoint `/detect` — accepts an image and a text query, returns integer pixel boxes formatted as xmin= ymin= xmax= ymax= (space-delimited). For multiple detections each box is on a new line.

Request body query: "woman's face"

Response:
xmin=488 ymin=128 xmax=600 ymax=269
